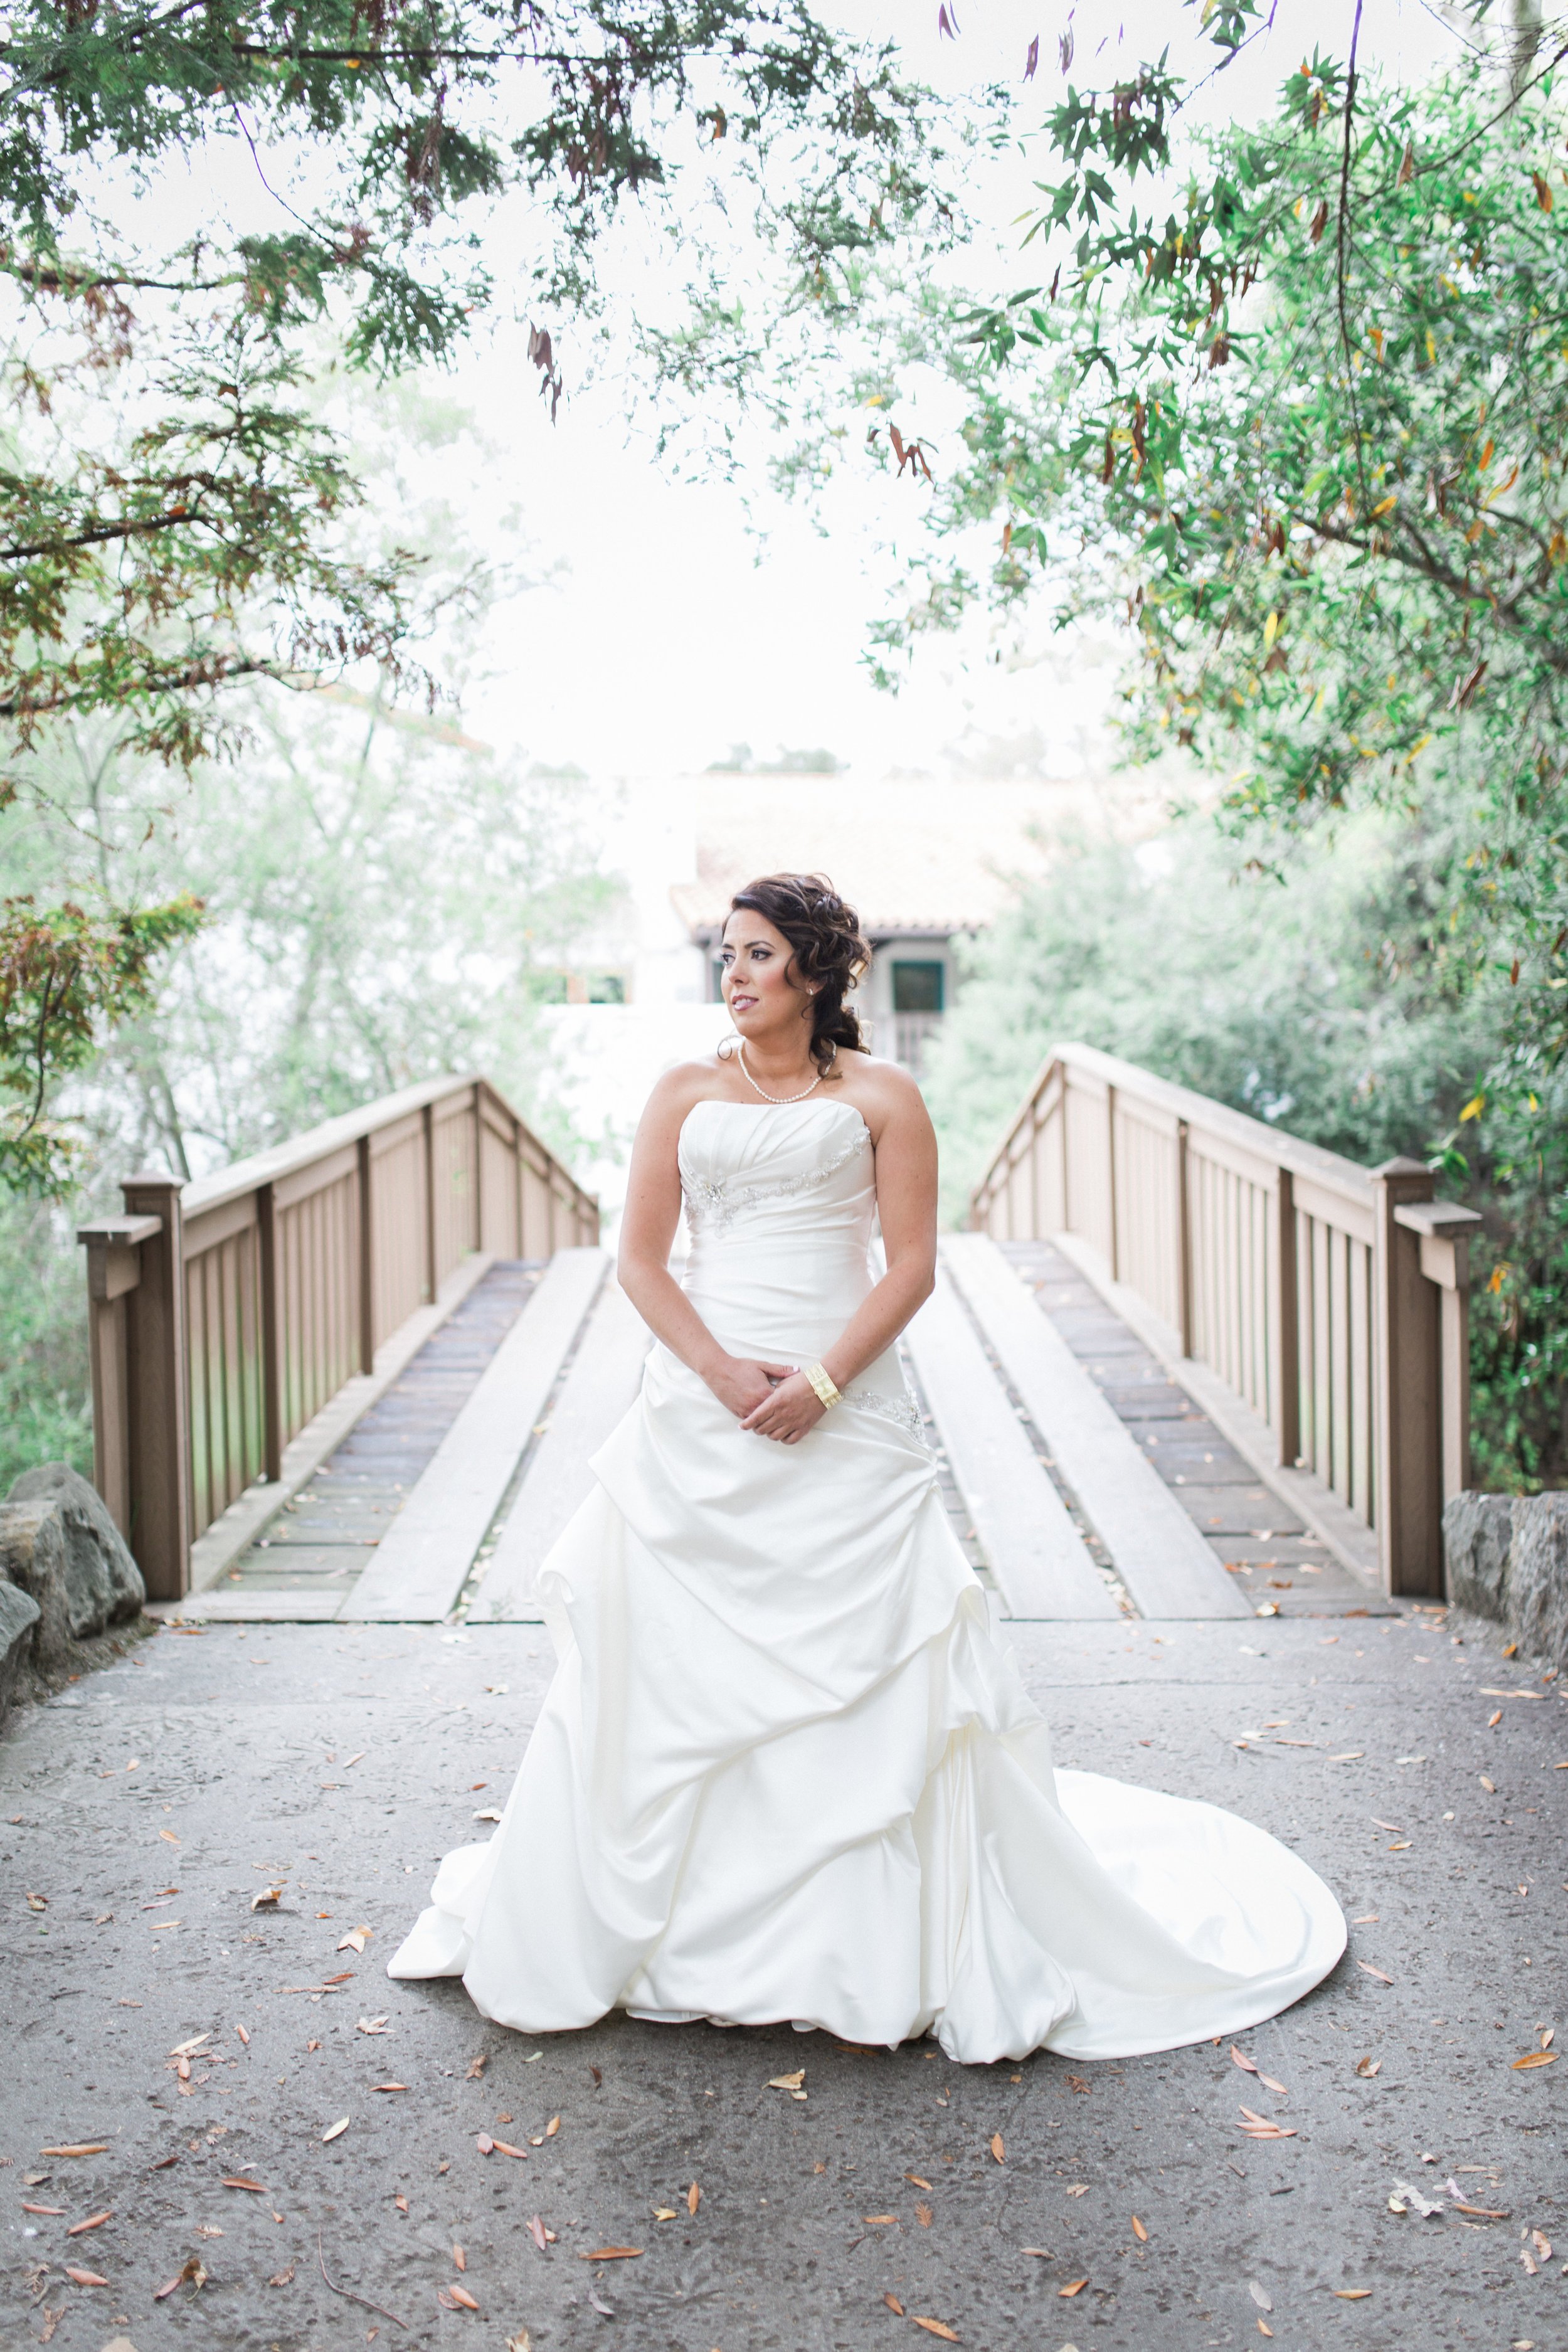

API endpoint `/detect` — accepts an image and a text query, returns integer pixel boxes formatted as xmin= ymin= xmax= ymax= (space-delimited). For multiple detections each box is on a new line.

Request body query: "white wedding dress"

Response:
xmin=389 ymin=1098 xmax=1345 ymax=2062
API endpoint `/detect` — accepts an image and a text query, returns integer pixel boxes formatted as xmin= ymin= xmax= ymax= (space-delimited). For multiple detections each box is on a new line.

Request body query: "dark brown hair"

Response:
xmin=727 ymin=873 xmax=871 ymax=1074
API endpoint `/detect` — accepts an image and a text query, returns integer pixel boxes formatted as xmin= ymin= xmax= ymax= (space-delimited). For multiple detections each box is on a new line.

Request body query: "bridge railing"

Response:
xmin=968 ymin=1042 xmax=1480 ymax=1596
xmin=76 ymin=1075 xmax=597 ymax=1601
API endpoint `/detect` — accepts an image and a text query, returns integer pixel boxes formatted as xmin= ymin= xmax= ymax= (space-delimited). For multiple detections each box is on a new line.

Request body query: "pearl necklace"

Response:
xmin=736 ymin=1039 xmax=823 ymax=1104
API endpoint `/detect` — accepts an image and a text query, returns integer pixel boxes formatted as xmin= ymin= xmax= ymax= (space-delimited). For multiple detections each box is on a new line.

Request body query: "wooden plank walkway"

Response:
xmin=942 ymin=1236 xmax=1251 ymax=1620
xmin=468 ymin=1278 xmax=649 ymax=1622
xmin=999 ymin=1237 xmax=1392 ymax=1618
xmin=173 ymin=1231 xmax=1385 ymax=1628
xmin=341 ymin=1249 xmax=608 ymax=1623
xmin=903 ymin=1270 xmax=1118 ymax=1620
xmin=177 ymin=1259 xmax=548 ymax=1621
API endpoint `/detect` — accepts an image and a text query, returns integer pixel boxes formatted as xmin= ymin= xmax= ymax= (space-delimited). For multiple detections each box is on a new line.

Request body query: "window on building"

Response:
xmin=891 ymin=960 xmax=945 ymax=1015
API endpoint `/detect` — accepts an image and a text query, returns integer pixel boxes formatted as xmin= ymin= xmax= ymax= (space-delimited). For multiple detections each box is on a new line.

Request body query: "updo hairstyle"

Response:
xmin=727 ymin=873 xmax=871 ymax=1076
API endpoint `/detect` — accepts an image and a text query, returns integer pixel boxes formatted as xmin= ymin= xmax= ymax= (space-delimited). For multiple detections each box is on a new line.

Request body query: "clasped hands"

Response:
xmin=707 ymin=1354 xmax=826 ymax=1446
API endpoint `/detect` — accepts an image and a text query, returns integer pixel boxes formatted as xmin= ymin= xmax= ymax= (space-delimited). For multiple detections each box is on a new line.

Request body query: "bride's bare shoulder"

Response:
xmin=835 ymin=1049 xmax=929 ymax=1126
xmin=639 ymin=1056 xmax=731 ymax=1123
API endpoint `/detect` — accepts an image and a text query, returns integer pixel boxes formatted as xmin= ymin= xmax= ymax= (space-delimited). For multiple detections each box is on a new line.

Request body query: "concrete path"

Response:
xmin=4 ymin=1604 xmax=1563 ymax=2351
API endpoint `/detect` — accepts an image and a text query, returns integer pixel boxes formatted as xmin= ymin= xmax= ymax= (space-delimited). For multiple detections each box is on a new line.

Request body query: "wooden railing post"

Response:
xmin=1175 ymin=1118 xmax=1194 ymax=1357
xmin=76 ymin=1211 xmax=162 ymax=1542
xmin=117 ymin=1172 xmax=191 ymax=1601
xmin=1271 ymin=1168 xmax=1301 ymax=1468
xmin=356 ymin=1133 xmax=374 ymax=1375
xmin=470 ymin=1082 xmax=484 ymax=1252
xmin=1370 ymin=1157 xmax=1442 ymax=1596
xmin=1394 ymin=1200 xmax=1483 ymax=1505
xmin=1105 ymin=1081 xmax=1120 ymax=1278
xmin=421 ymin=1101 xmax=437 ymax=1305
xmin=257 ymin=1180 xmax=284 ymax=1484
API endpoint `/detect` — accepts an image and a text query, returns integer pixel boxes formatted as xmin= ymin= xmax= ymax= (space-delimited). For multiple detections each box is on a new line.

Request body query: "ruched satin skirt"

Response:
xmin=388 ymin=1338 xmax=1345 ymax=2062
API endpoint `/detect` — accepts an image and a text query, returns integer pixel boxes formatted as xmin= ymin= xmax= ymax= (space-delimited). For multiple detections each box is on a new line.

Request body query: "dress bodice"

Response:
xmin=674 ymin=1098 xmax=911 ymax=1426
xmin=678 ymin=1098 xmax=874 ymax=1247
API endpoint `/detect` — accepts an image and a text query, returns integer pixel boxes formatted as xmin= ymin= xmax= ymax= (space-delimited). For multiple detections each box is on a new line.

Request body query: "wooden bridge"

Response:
xmin=76 ymin=1047 xmax=1480 ymax=1626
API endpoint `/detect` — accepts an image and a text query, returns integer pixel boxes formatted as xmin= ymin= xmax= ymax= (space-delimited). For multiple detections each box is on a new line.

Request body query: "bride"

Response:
xmin=389 ymin=873 xmax=1345 ymax=2061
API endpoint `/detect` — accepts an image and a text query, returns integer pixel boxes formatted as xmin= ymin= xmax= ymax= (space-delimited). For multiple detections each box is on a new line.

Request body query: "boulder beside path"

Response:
xmin=0 ymin=1461 xmax=146 ymax=1724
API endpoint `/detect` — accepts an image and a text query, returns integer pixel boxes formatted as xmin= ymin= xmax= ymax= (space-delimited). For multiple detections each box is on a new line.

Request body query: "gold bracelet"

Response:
xmin=805 ymin=1361 xmax=841 ymax=1409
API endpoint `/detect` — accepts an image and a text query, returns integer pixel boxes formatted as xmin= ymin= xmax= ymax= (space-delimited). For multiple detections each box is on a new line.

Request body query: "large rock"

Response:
xmin=1507 ymin=1494 xmax=1568 ymax=1673
xmin=1443 ymin=1490 xmax=1513 ymax=1620
xmin=6 ymin=1461 xmax=144 ymax=1636
xmin=0 ymin=1578 xmax=41 ymax=1717
xmin=0 ymin=1499 xmax=76 ymax=1673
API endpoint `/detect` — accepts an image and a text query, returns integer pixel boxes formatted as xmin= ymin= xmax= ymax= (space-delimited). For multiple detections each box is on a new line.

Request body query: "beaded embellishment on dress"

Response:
xmin=840 ymin=1385 xmax=928 ymax=1446
xmin=682 ymin=1129 xmax=869 ymax=1237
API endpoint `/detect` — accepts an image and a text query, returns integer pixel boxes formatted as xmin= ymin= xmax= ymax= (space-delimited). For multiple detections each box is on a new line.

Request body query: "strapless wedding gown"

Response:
xmin=389 ymin=1098 xmax=1345 ymax=2062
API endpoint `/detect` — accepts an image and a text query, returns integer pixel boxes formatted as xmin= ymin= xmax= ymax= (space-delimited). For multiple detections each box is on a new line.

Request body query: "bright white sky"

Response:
xmin=102 ymin=1 xmax=1466 ymax=780
xmin=447 ymin=0 xmax=1461 ymax=775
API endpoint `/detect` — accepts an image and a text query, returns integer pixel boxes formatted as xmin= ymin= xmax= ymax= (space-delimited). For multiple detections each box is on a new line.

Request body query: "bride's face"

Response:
xmin=718 ymin=910 xmax=812 ymax=1041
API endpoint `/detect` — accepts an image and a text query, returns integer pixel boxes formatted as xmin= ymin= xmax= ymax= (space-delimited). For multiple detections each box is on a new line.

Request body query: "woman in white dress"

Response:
xmin=389 ymin=874 xmax=1345 ymax=2062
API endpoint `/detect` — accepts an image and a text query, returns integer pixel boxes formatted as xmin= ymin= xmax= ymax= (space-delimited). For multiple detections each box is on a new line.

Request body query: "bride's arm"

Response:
xmin=617 ymin=1073 xmax=797 ymax=1421
xmin=741 ymin=1067 xmax=937 ymax=1443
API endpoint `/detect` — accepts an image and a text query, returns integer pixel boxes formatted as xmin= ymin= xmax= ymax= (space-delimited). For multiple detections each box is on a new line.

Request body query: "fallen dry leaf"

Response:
xmin=527 ymin=2214 xmax=549 ymax=2251
xmin=578 ymin=2247 xmax=642 ymax=2261
xmin=322 ymin=2117 xmax=350 ymax=2144
xmin=159 ymin=1829 xmax=180 ymax=1845
xmin=1355 ymin=2057 xmax=1381 ymax=2078
xmin=767 ymin=2070 xmax=806 ymax=2094
xmin=1333 ymin=2289 xmax=1371 ymax=2300
xmin=916 ymin=2203 xmax=933 ymax=2227
xmin=356 ymin=2016 xmax=390 ymax=2035
xmin=269 ymin=2266 xmax=295 ymax=2287
xmin=885 ymin=2292 xmax=905 ymax=2315
xmin=687 ymin=2181 xmax=701 ymax=2215
xmin=40 ymin=2145 xmax=107 ymax=2159
xmin=63 ymin=2265 xmax=107 ymax=2287
xmin=546 ymin=2115 xmax=561 ymax=2137
xmin=66 ymin=2210 xmax=112 ymax=2236
xmin=338 ymin=1929 xmax=368 ymax=1954
xmin=906 ymin=2173 xmax=933 ymax=2190
xmin=1451 ymin=2202 xmax=1509 ymax=2218
xmin=453 ymin=2245 xmax=466 ymax=2272
xmin=1512 ymin=2051 xmax=1557 ymax=2070
xmin=235 ymin=2024 xmax=250 ymax=2046
xmin=1232 ymin=2047 xmax=1258 ymax=2074
xmin=1249 ymin=2282 xmax=1273 ymax=2311
xmin=252 ymin=1886 xmax=282 ymax=1910
xmin=36 ymin=2306 xmax=62 ymax=2343
xmin=1357 ymin=1962 xmax=1395 ymax=1985
xmin=466 ymin=2054 xmax=487 ymax=2080
xmin=1065 ymin=2183 xmax=1089 ymax=2196
xmin=506 ymin=2336 xmax=531 ymax=2352
xmin=1059 ymin=2278 xmax=1089 ymax=2297
xmin=862 ymin=2214 xmax=898 ymax=2226
xmin=1021 ymin=2247 xmax=1054 ymax=2258
xmin=653 ymin=2207 xmax=679 ymax=2222
xmin=1131 ymin=2215 xmax=1148 ymax=2242
xmin=1532 ymin=2230 xmax=1552 ymax=2260
xmin=910 ymin=2320 xmax=960 ymax=2341
xmin=371 ymin=2082 xmax=407 ymax=2094
xmin=154 ymin=2256 xmax=206 ymax=2300
xmin=222 ymin=2176 xmax=267 ymax=2193
xmin=21 ymin=2203 xmax=65 ymax=2215
xmin=990 ymin=2134 xmax=1005 ymax=2164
